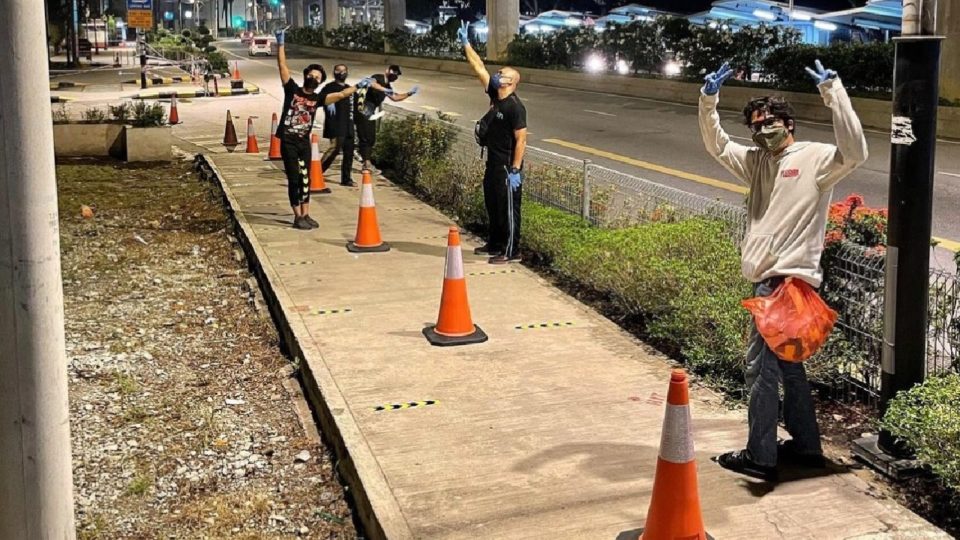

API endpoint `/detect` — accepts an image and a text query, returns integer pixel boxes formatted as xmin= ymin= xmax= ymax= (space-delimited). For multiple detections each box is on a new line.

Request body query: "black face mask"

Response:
xmin=334 ymin=71 xmax=348 ymax=82
xmin=303 ymin=77 xmax=319 ymax=91
xmin=387 ymin=72 xmax=398 ymax=83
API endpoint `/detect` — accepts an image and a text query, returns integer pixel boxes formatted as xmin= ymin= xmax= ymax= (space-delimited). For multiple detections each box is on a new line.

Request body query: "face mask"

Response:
xmin=303 ymin=77 xmax=319 ymax=91
xmin=334 ymin=71 xmax=348 ymax=82
xmin=752 ymin=125 xmax=790 ymax=152
xmin=491 ymin=73 xmax=503 ymax=88
xmin=387 ymin=72 xmax=398 ymax=82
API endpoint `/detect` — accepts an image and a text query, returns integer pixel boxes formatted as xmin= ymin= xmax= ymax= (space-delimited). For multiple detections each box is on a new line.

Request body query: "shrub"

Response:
xmin=326 ymin=24 xmax=384 ymax=52
xmin=130 ymin=100 xmax=166 ymax=127
xmin=882 ymin=374 xmax=960 ymax=490
xmin=763 ymin=42 xmax=894 ymax=96
xmin=288 ymin=26 xmax=325 ymax=47
xmin=82 ymin=107 xmax=107 ymax=123
xmin=206 ymin=50 xmax=228 ymax=72
xmin=52 ymin=103 xmax=70 ymax=124
xmin=109 ymin=102 xmax=131 ymax=123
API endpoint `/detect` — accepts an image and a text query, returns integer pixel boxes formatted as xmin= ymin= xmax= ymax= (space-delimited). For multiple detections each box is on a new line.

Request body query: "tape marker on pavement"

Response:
xmin=373 ymin=400 xmax=438 ymax=412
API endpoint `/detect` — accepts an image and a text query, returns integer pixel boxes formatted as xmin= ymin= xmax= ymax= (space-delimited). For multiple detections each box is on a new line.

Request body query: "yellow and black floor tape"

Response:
xmin=469 ymin=269 xmax=517 ymax=276
xmin=313 ymin=308 xmax=352 ymax=315
xmin=276 ymin=260 xmax=318 ymax=267
xmin=373 ymin=400 xmax=438 ymax=412
xmin=515 ymin=322 xmax=575 ymax=330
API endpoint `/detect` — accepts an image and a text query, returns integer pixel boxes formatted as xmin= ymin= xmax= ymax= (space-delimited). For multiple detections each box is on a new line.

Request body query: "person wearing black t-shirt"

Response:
xmin=353 ymin=65 xmax=419 ymax=171
xmin=319 ymin=64 xmax=368 ymax=186
xmin=274 ymin=30 xmax=365 ymax=230
xmin=459 ymin=21 xmax=528 ymax=264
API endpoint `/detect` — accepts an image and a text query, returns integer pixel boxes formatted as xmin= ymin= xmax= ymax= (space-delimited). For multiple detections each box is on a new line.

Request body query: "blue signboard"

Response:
xmin=127 ymin=0 xmax=152 ymax=9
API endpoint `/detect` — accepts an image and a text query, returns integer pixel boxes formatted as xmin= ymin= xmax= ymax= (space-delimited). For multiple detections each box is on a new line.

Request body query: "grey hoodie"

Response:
xmin=699 ymin=78 xmax=869 ymax=287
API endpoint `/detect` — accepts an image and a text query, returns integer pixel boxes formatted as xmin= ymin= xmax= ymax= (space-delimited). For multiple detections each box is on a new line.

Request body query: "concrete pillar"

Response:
xmin=290 ymin=0 xmax=304 ymax=27
xmin=486 ymin=0 xmax=519 ymax=62
xmin=383 ymin=0 xmax=406 ymax=32
xmin=939 ymin=0 xmax=960 ymax=102
xmin=0 ymin=0 xmax=76 ymax=538
xmin=323 ymin=0 xmax=338 ymax=32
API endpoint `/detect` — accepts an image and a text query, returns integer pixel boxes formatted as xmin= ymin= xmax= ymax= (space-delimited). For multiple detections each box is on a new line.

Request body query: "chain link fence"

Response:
xmin=380 ymin=104 xmax=959 ymax=404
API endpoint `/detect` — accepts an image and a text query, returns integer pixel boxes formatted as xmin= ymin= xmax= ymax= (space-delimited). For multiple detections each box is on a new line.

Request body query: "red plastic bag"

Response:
xmin=741 ymin=277 xmax=838 ymax=362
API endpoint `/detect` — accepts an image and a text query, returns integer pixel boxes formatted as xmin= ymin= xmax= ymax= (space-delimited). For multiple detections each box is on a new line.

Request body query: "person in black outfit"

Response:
xmin=459 ymin=22 xmax=528 ymax=264
xmin=354 ymin=64 xmax=419 ymax=171
xmin=275 ymin=34 xmax=367 ymax=229
xmin=319 ymin=64 xmax=364 ymax=186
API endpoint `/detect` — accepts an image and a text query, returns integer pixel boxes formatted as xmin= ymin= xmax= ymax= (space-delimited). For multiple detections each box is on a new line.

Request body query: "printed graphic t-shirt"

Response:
xmin=354 ymin=74 xmax=391 ymax=120
xmin=277 ymin=78 xmax=321 ymax=142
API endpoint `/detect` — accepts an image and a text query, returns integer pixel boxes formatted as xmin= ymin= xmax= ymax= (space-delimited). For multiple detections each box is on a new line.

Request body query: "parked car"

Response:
xmin=239 ymin=30 xmax=255 ymax=44
xmin=248 ymin=37 xmax=274 ymax=56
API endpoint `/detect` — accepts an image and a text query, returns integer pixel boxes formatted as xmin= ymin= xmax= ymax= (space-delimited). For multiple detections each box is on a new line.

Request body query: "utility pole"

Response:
xmin=0 ymin=0 xmax=77 ymax=538
xmin=854 ymin=0 xmax=943 ymax=474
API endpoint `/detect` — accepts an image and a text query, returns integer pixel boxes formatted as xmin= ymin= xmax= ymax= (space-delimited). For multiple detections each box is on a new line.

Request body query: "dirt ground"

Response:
xmin=58 ymin=159 xmax=356 ymax=539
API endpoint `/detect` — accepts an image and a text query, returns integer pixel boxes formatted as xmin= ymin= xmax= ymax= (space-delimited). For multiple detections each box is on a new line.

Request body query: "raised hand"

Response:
xmin=702 ymin=62 xmax=734 ymax=96
xmin=356 ymin=77 xmax=373 ymax=89
xmin=408 ymin=85 xmax=420 ymax=96
xmin=275 ymin=25 xmax=289 ymax=46
xmin=805 ymin=59 xmax=838 ymax=85
xmin=457 ymin=21 xmax=471 ymax=46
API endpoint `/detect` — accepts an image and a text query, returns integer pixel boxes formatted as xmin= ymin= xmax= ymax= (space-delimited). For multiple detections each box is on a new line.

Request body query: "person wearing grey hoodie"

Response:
xmin=699 ymin=60 xmax=869 ymax=482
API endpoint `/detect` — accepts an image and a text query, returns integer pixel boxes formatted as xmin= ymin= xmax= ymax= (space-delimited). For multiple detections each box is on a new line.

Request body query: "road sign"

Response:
xmin=128 ymin=10 xmax=153 ymax=29
xmin=127 ymin=0 xmax=152 ymax=8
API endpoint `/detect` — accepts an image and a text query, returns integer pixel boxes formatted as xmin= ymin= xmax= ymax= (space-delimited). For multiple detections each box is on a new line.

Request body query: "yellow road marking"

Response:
xmin=544 ymin=138 xmax=749 ymax=195
xmin=420 ymin=105 xmax=440 ymax=111
xmin=543 ymin=138 xmax=960 ymax=253
xmin=933 ymin=236 xmax=960 ymax=252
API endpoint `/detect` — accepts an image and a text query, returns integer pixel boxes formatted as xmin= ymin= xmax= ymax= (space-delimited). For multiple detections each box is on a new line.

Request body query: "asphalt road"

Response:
xmin=222 ymin=40 xmax=960 ymax=257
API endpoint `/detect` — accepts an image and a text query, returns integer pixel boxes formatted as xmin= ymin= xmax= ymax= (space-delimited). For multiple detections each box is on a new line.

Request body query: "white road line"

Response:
xmin=940 ymin=171 xmax=960 ymax=178
xmin=448 ymin=86 xmax=468 ymax=90
xmin=584 ymin=109 xmax=616 ymax=117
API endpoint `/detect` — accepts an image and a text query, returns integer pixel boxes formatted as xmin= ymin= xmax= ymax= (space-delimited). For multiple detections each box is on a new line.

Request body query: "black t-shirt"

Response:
xmin=319 ymin=81 xmax=354 ymax=138
xmin=484 ymin=80 xmax=527 ymax=165
xmin=354 ymin=74 xmax=391 ymax=120
xmin=277 ymin=79 xmax=322 ymax=142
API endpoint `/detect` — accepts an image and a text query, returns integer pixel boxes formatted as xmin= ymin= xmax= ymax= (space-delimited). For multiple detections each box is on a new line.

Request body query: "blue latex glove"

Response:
xmin=506 ymin=167 xmax=522 ymax=191
xmin=407 ymin=85 xmax=419 ymax=96
xmin=805 ymin=59 xmax=837 ymax=85
xmin=356 ymin=77 xmax=373 ymax=89
xmin=457 ymin=21 xmax=470 ymax=46
xmin=702 ymin=62 xmax=733 ymax=96
xmin=274 ymin=29 xmax=285 ymax=46
xmin=325 ymin=103 xmax=336 ymax=116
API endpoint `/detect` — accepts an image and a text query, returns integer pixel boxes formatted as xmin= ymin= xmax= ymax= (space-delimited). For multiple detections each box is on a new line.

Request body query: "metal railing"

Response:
xmin=381 ymin=104 xmax=960 ymax=403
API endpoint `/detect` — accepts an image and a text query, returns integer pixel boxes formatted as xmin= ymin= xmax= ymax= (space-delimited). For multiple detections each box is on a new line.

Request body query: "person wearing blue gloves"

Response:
xmin=700 ymin=60 xmax=868 ymax=482
xmin=354 ymin=64 xmax=420 ymax=171
xmin=274 ymin=27 xmax=328 ymax=230
xmin=460 ymin=21 xmax=528 ymax=264
xmin=318 ymin=64 xmax=372 ymax=187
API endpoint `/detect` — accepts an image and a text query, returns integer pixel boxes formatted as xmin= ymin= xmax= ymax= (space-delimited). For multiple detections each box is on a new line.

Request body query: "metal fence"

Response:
xmin=382 ymin=104 xmax=960 ymax=402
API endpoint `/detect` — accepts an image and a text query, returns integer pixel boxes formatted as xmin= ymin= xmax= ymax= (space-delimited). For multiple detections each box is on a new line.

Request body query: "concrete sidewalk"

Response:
xmin=184 ymin=131 xmax=946 ymax=539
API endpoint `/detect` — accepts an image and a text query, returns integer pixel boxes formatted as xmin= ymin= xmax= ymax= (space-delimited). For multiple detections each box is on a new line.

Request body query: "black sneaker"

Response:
xmin=302 ymin=215 xmax=319 ymax=229
xmin=473 ymin=244 xmax=501 ymax=255
xmin=714 ymin=450 xmax=778 ymax=482
xmin=341 ymin=180 xmax=356 ymax=187
xmin=292 ymin=216 xmax=312 ymax=230
xmin=778 ymin=439 xmax=826 ymax=468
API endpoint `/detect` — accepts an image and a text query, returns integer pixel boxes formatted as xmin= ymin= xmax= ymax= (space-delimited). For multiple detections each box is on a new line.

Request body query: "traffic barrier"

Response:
xmin=423 ymin=227 xmax=488 ymax=346
xmin=346 ymin=170 xmax=389 ymax=253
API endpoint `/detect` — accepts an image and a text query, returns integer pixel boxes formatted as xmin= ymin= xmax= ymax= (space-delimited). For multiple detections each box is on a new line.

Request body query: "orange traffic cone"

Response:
xmin=267 ymin=112 xmax=282 ymax=160
xmin=222 ymin=110 xmax=238 ymax=151
xmin=423 ymin=227 xmax=488 ymax=346
xmin=232 ymin=61 xmax=241 ymax=81
xmin=245 ymin=117 xmax=260 ymax=153
xmin=168 ymin=93 xmax=180 ymax=125
xmin=637 ymin=370 xmax=712 ymax=540
xmin=309 ymin=134 xmax=330 ymax=194
xmin=346 ymin=170 xmax=389 ymax=253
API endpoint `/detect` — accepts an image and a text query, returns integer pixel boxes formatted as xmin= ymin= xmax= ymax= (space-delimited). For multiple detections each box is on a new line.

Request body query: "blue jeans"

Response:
xmin=746 ymin=279 xmax=823 ymax=466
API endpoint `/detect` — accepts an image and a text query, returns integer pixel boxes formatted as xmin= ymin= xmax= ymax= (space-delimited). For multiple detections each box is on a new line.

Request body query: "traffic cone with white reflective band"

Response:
xmin=638 ymin=369 xmax=712 ymax=540
xmin=309 ymin=134 xmax=330 ymax=193
xmin=267 ymin=112 xmax=282 ymax=160
xmin=346 ymin=170 xmax=390 ymax=252
xmin=233 ymin=61 xmax=241 ymax=81
xmin=168 ymin=93 xmax=180 ymax=125
xmin=423 ymin=227 xmax=488 ymax=346
xmin=245 ymin=117 xmax=259 ymax=153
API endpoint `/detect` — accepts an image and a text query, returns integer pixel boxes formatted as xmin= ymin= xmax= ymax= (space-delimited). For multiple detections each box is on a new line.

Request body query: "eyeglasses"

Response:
xmin=749 ymin=117 xmax=784 ymax=134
